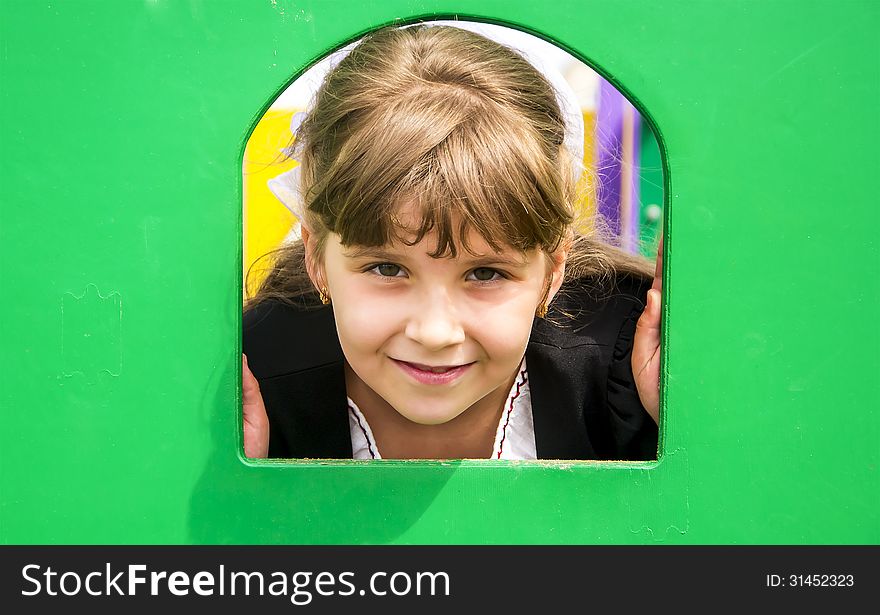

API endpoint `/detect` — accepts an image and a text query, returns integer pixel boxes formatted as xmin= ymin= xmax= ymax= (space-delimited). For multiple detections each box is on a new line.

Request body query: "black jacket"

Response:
xmin=243 ymin=275 xmax=658 ymax=460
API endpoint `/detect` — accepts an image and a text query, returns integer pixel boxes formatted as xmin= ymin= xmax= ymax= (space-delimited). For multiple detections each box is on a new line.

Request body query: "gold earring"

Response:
xmin=536 ymin=302 xmax=548 ymax=318
xmin=319 ymin=286 xmax=330 ymax=305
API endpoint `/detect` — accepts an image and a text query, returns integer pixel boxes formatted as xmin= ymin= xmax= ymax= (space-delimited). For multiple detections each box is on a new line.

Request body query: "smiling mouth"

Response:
xmin=391 ymin=359 xmax=474 ymax=384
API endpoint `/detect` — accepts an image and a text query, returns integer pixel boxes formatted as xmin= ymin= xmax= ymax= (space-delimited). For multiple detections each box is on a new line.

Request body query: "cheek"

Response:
xmin=331 ymin=282 xmax=401 ymax=354
xmin=469 ymin=295 xmax=539 ymax=359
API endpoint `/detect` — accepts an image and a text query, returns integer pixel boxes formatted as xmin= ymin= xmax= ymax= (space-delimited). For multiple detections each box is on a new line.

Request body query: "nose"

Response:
xmin=404 ymin=291 xmax=466 ymax=351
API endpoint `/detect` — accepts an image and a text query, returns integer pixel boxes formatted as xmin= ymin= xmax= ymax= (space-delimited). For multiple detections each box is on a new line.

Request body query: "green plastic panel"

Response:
xmin=1 ymin=0 xmax=877 ymax=544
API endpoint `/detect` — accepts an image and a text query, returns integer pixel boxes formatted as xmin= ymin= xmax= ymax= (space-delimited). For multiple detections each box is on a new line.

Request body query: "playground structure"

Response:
xmin=1 ymin=1 xmax=877 ymax=544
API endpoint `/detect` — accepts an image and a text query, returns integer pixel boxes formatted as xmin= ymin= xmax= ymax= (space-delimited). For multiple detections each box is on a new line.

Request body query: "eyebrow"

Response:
xmin=341 ymin=246 xmax=400 ymax=260
xmin=466 ymin=255 xmax=531 ymax=269
xmin=342 ymin=246 xmax=531 ymax=268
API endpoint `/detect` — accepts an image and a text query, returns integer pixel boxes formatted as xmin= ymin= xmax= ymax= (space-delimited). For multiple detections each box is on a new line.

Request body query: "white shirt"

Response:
xmin=347 ymin=360 xmax=537 ymax=460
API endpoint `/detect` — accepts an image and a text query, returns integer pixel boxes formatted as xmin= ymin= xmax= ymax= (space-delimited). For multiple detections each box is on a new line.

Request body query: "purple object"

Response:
xmin=595 ymin=80 xmax=641 ymax=253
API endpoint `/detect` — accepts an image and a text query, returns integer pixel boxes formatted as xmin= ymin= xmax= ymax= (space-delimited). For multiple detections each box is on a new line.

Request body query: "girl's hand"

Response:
xmin=242 ymin=354 xmax=269 ymax=458
xmin=632 ymin=239 xmax=662 ymax=425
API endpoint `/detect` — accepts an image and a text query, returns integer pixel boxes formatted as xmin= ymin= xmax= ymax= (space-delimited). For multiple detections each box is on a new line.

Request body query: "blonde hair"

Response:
xmin=247 ymin=24 xmax=651 ymax=309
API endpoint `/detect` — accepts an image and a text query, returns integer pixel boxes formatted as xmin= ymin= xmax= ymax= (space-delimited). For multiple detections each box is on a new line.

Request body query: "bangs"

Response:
xmin=306 ymin=86 xmax=574 ymax=258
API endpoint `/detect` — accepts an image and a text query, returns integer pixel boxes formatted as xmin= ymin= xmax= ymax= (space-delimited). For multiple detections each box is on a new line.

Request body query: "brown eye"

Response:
xmin=374 ymin=263 xmax=403 ymax=277
xmin=469 ymin=267 xmax=501 ymax=282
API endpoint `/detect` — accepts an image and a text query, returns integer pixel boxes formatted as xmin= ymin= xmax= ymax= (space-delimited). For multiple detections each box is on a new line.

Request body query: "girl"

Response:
xmin=242 ymin=24 xmax=662 ymax=460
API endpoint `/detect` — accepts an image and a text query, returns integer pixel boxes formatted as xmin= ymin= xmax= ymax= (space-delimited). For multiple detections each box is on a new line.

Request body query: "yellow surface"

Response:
xmin=578 ymin=110 xmax=597 ymax=228
xmin=242 ymin=109 xmax=299 ymax=296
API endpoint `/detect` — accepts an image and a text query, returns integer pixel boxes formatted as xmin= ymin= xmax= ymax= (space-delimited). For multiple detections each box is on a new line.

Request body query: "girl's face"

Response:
xmin=311 ymin=207 xmax=566 ymax=426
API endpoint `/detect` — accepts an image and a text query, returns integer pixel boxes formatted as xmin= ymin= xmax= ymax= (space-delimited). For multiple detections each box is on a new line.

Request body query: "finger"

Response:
xmin=242 ymin=354 xmax=269 ymax=458
xmin=632 ymin=291 xmax=661 ymax=382
xmin=242 ymin=354 xmax=262 ymax=406
xmin=635 ymin=289 xmax=661 ymax=337
xmin=632 ymin=289 xmax=661 ymax=424
xmin=652 ymin=237 xmax=663 ymax=292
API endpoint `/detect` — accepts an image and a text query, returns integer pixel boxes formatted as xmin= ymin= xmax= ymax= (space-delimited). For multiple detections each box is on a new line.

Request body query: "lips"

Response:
xmin=392 ymin=359 xmax=474 ymax=385
xmin=410 ymin=363 xmax=457 ymax=373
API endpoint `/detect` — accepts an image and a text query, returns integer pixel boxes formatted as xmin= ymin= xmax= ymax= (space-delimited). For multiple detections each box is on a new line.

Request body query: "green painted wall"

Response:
xmin=1 ymin=0 xmax=877 ymax=544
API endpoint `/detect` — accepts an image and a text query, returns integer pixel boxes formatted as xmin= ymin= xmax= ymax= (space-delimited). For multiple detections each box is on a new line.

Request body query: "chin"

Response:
xmin=393 ymin=399 xmax=465 ymax=426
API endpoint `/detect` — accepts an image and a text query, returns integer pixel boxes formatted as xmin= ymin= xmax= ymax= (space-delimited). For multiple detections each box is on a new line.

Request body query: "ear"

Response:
xmin=299 ymin=221 xmax=325 ymax=292
xmin=545 ymin=240 xmax=570 ymax=304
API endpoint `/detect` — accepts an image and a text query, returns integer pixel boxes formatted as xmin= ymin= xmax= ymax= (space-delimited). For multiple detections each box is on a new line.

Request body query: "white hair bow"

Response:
xmin=266 ymin=112 xmax=307 ymax=240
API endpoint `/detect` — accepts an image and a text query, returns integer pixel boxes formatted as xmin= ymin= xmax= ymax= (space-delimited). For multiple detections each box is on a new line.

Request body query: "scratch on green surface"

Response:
xmin=628 ymin=446 xmax=690 ymax=542
xmin=61 ymin=284 xmax=122 ymax=379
